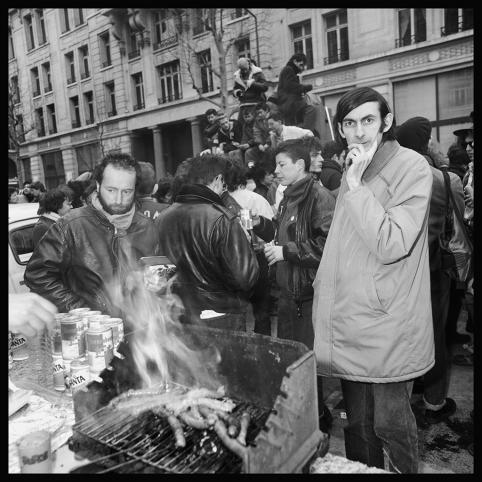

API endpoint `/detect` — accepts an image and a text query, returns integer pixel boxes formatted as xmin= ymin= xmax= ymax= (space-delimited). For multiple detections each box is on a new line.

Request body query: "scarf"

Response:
xmin=91 ymin=191 xmax=135 ymax=232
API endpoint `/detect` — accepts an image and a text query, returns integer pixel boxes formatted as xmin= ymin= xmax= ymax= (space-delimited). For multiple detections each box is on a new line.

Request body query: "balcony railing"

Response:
xmin=153 ymin=34 xmax=178 ymax=51
xmin=133 ymin=102 xmax=145 ymax=111
xmin=81 ymin=71 xmax=90 ymax=80
xmin=323 ymin=50 xmax=349 ymax=65
xmin=441 ymin=22 xmax=472 ymax=36
xmin=107 ymin=109 xmax=117 ymax=117
xmin=128 ymin=49 xmax=140 ymax=60
xmin=32 ymin=89 xmax=41 ymax=97
xmin=44 ymin=84 xmax=52 ymax=93
xmin=395 ymin=34 xmax=426 ymax=48
xmin=71 ymin=120 xmax=81 ymax=128
xmin=66 ymin=77 xmax=76 ymax=85
xmin=102 ymin=60 xmax=111 ymax=68
xmin=158 ymin=92 xmax=182 ymax=104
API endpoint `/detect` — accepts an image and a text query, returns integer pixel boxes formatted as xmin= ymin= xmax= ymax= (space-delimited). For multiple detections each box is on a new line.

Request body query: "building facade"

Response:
xmin=8 ymin=8 xmax=473 ymax=187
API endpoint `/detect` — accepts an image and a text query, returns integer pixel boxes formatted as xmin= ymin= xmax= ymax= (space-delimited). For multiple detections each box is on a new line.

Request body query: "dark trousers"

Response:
xmin=423 ymin=269 xmax=451 ymax=405
xmin=282 ymin=99 xmax=318 ymax=136
xmin=251 ymin=253 xmax=272 ymax=336
xmin=445 ymin=279 xmax=465 ymax=343
xmin=340 ymin=379 xmax=418 ymax=473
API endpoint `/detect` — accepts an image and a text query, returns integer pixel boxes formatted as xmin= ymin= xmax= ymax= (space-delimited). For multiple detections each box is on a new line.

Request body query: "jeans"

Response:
xmin=423 ymin=269 xmax=451 ymax=405
xmin=340 ymin=379 xmax=419 ymax=473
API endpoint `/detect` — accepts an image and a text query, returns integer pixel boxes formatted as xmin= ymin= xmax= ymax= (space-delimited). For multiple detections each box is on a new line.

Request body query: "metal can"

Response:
xmin=87 ymin=314 xmax=111 ymax=327
xmin=51 ymin=315 xmax=68 ymax=354
xmin=11 ymin=333 xmax=29 ymax=361
xmin=52 ymin=353 xmax=65 ymax=391
xmin=240 ymin=208 xmax=253 ymax=230
xmin=86 ymin=325 xmax=113 ymax=372
xmin=69 ymin=358 xmax=90 ymax=395
xmin=63 ymin=359 xmax=72 ymax=396
xmin=60 ymin=315 xmax=85 ymax=360
xmin=107 ymin=318 xmax=124 ymax=349
xmin=81 ymin=311 xmax=101 ymax=331
xmin=68 ymin=307 xmax=91 ymax=317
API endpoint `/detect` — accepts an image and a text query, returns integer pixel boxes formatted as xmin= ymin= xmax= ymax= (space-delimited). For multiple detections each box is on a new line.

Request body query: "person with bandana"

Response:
xmin=24 ymin=153 xmax=158 ymax=318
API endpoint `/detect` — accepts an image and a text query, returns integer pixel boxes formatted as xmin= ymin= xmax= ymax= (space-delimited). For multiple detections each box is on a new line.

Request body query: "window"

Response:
xmin=22 ymin=157 xmax=31 ymax=183
xmin=42 ymin=62 xmax=52 ymax=93
xmin=99 ymin=32 xmax=111 ymax=67
xmin=36 ymin=9 xmax=47 ymax=45
xmin=197 ymin=49 xmax=214 ymax=93
xmin=438 ymin=68 xmax=473 ymax=121
xmin=31 ymin=67 xmax=41 ymax=97
xmin=128 ymin=27 xmax=141 ymax=59
xmin=46 ymin=104 xmax=57 ymax=134
xmin=16 ymin=115 xmax=25 ymax=142
xmin=105 ymin=82 xmax=116 ymax=116
xmin=235 ymin=37 xmax=251 ymax=60
xmin=41 ymin=151 xmax=65 ymax=189
xmin=24 ymin=14 xmax=35 ymax=51
xmin=324 ymin=9 xmax=349 ymax=65
xmin=193 ymin=9 xmax=209 ymax=36
xmin=132 ymin=73 xmax=145 ymax=110
xmin=9 ymin=27 xmax=15 ymax=59
xmin=73 ymin=8 xmax=84 ymax=27
xmin=60 ymin=8 xmax=70 ymax=33
xmin=84 ymin=91 xmax=94 ymax=124
xmin=290 ymin=20 xmax=313 ymax=69
xmin=10 ymin=76 xmax=20 ymax=104
xmin=157 ymin=60 xmax=182 ymax=104
xmin=79 ymin=45 xmax=90 ymax=79
xmin=70 ymin=96 xmax=81 ymax=128
xmin=396 ymin=8 xmax=426 ymax=47
xmin=154 ymin=10 xmax=166 ymax=45
xmin=231 ymin=8 xmax=247 ymax=20
xmin=35 ymin=108 xmax=45 ymax=137
xmin=442 ymin=8 xmax=473 ymax=35
xmin=65 ymin=52 xmax=76 ymax=84
xmin=76 ymin=143 xmax=101 ymax=173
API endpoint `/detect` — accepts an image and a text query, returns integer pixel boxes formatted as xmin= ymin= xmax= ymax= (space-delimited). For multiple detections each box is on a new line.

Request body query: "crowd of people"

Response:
xmin=9 ymin=53 xmax=474 ymax=472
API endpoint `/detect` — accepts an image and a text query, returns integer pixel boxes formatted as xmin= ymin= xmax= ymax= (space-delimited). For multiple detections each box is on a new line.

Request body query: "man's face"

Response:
xmin=97 ymin=164 xmax=136 ymax=215
xmin=465 ymin=134 xmax=474 ymax=162
xmin=338 ymin=101 xmax=389 ymax=152
xmin=293 ymin=59 xmax=305 ymax=71
xmin=243 ymin=112 xmax=254 ymax=124
xmin=219 ymin=117 xmax=230 ymax=130
xmin=263 ymin=172 xmax=275 ymax=186
xmin=58 ymin=198 xmax=72 ymax=217
xmin=309 ymin=150 xmax=323 ymax=173
xmin=256 ymin=109 xmax=268 ymax=121
xmin=207 ymin=114 xmax=216 ymax=125
xmin=275 ymin=152 xmax=305 ymax=186
xmin=31 ymin=188 xmax=41 ymax=198
xmin=268 ymin=118 xmax=283 ymax=136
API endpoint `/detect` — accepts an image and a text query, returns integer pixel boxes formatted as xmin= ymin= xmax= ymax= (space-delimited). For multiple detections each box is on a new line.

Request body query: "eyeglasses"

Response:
xmin=466 ymin=141 xmax=474 ymax=148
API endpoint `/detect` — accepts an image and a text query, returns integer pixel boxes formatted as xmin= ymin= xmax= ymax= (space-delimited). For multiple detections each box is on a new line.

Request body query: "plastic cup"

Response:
xmin=16 ymin=430 xmax=52 ymax=473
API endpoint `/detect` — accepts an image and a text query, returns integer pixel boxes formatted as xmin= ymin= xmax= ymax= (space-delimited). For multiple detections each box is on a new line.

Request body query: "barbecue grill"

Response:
xmin=69 ymin=326 xmax=327 ymax=473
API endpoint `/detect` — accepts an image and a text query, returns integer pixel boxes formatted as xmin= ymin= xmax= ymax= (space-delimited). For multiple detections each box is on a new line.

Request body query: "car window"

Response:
xmin=9 ymin=225 xmax=36 ymax=263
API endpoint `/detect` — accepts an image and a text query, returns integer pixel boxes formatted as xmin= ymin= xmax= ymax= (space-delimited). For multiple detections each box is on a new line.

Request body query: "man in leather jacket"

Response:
xmin=155 ymin=154 xmax=259 ymax=331
xmin=263 ymin=138 xmax=335 ymax=432
xmin=24 ymin=153 xmax=159 ymax=318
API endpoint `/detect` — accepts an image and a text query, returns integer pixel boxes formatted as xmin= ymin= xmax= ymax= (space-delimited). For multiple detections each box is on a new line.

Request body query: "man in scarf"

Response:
xmin=24 ymin=153 xmax=158 ymax=317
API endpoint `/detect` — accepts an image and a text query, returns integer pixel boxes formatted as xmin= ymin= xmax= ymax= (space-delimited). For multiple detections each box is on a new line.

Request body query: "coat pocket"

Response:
xmin=365 ymin=273 xmax=389 ymax=315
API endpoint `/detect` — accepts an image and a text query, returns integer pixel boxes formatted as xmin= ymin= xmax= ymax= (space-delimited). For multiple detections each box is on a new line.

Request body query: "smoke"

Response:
xmin=104 ymin=245 xmax=222 ymax=392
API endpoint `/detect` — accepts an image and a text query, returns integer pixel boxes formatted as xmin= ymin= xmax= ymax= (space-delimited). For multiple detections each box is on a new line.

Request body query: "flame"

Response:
xmin=104 ymin=243 xmax=222 ymax=391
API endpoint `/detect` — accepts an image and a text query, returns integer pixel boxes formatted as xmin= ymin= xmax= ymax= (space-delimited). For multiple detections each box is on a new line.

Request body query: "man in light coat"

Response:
xmin=312 ymin=87 xmax=434 ymax=473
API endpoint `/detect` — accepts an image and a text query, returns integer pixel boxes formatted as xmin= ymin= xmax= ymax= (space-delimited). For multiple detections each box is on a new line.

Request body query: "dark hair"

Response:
xmin=42 ymin=188 xmax=68 ymax=214
xmin=82 ymin=180 xmax=97 ymax=204
xmin=186 ymin=154 xmax=230 ymax=186
xmin=30 ymin=181 xmax=46 ymax=192
xmin=334 ymin=87 xmax=396 ymax=147
xmin=273 ymin=139 xmax=311 ymax=172
xmin=322 ymin=140 xmax=345 ymax=160
xmin=250 ymin=160 xmax=274 ymax=183
xmin=155 ymin=176 xmax=173 ymax=203
xmin=267 ymin=110 xmax=284 ymax=123
xmin=93 ymin=152 xmax=139 ymax=187
xmin=66 ymin=180 xmax=87 ymax=208
xmin=447 ymin=146 xmax=470 ymax=168
xmin=301 ymin=135 xmax=323 ymax=153
xmin=205 ymin=108 xmax=217 ymax=117
xmin=224 ymin=163 xmax=247 ymax=192
xmin=136 ymin=161 xmax=157 ymax=196
xmin=289 ymin=52 xmax=307 ymax=64
xmin=255 ymin=102 xmax=270 ymax=112
xmin=23 ymin=180 xmax=32 ymax=187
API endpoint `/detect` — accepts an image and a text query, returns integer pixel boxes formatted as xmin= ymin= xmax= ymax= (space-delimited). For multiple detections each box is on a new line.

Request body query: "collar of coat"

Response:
xmin=362 ymin=139 xmax=401 ymax=183
xmin=42 ymin=212 xmax=60 ymax=222
xmin=280 ymin=174 xmax=313 ymax=210
xmin=176 ymin=183 xmax=223 ymax=205
xmin=234 ymin=65 xmax=263 ymax=89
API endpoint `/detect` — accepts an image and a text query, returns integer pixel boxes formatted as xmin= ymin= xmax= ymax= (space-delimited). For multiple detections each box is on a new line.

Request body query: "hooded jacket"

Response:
xmin=233 ymin=65 xmax=268 ymax=105
xmin=312 ymin=140 xmax=434 ymax=383
xmin=24 ymin=205 xmax=158 ymax=315
xmin=155 ymin=184 xmax=259 ymax=316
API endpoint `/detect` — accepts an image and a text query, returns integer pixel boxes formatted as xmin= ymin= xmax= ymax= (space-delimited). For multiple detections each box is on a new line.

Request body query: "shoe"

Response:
xmin=425 ymin=398 xmax=456 ymax=425
xmin=319 ymin=405 xmax=333 ymax=434
xmin=450 ymin=332 xmax=471 ymax=344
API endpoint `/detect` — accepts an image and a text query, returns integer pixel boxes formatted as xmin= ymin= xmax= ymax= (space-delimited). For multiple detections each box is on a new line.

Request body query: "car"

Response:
xmin=9 ymin=203 xmax=40 ymax=293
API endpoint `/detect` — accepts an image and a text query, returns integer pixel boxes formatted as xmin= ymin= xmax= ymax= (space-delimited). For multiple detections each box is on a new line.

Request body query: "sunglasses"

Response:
xmin=466 ymin=141 xmax=474 ymax=148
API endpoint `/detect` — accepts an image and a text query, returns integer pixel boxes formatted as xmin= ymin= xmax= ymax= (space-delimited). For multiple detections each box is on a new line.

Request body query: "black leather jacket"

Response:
xmin=155 ymin=184 xmax=259 ymax=315
xmin=24 ymin=205 xmax=159 ymax=315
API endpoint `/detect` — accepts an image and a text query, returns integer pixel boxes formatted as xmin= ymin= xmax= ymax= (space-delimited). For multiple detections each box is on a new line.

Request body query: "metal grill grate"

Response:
xmin=71 ymin=399 xmax=272 ymax=473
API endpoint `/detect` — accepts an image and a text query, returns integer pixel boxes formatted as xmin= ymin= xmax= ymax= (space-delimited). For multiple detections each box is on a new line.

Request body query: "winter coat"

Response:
xmin=319 ymin=160 xmax=343 ymax=191
xmin=137 ymin=196 xmax=169 ymax=220
xmin=233 ymin=65 xmax=268 ymax=105
xmin=312 ymin=140 xmax=434 ymax=383
xmin=274 ymin=175 xmax=335 ymax=301
xmin=32 ymin=214 xmax=57 ymax=246
xmin=216 ymin=120 xmax=242 ymax=153
xmin=24 ymin=205 xmax=158 ymax=315
xmin=155 ymin=184 xmax=259 ymax=315
xmin=277 ymin=60 xmax=312 ymax=116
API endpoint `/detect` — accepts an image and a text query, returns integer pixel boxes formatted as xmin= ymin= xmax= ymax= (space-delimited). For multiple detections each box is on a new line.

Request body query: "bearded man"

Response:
xmin=24 ymin=153 xmax=158 ymax=316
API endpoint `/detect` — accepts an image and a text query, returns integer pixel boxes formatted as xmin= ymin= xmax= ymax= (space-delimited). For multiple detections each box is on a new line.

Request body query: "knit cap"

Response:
xmin=396 ymin=116 xmax=432 ymax=155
